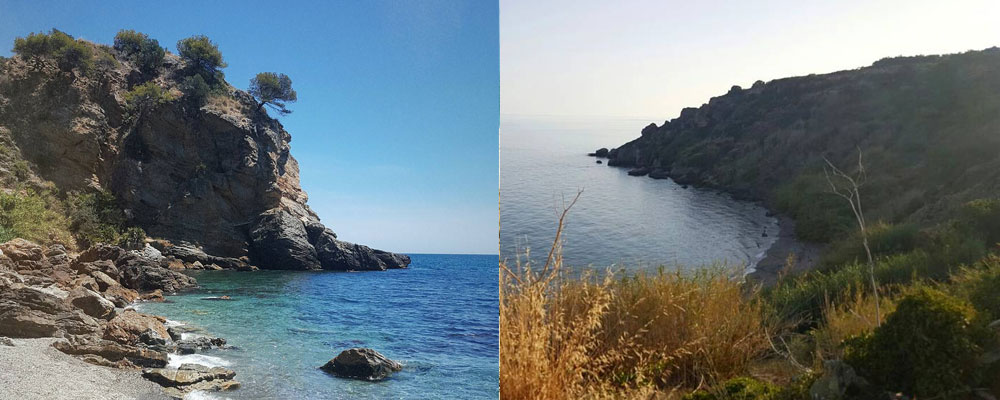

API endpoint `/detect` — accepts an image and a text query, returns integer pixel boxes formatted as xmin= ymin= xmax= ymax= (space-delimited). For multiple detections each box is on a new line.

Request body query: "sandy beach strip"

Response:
xmin=0 ymin=338 xmax=169 ymax=400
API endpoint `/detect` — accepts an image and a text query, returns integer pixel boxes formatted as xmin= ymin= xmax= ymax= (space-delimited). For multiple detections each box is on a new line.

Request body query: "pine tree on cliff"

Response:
xmin=249 ymin=72 xmax=297 ymax=116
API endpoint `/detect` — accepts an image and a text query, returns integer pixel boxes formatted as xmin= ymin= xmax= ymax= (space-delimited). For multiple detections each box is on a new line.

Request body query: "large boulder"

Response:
xmin=0 ymin=239 xmax=44 ymax=262
xmin=248 ymin=209 xmax=321 ymax=270
xmin=320 ymin=348 xmax=402 ymax=381
xmin=52 ymin=337 xmax=168 ymax=368
xmin=143 ymin=363 xmax=236 ymax=387
xmin=103 ymin=309 xmax=171 ymax=346
xmin=117 ymin=257 xmax=196 ymax=293
xmin=0 ymin=286 xmax=101 ymax=338
xmin=68 ymin=287 xmax=116 ymax=320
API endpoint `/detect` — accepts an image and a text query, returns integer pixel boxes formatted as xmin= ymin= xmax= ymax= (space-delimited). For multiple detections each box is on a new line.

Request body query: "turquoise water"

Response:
xmin=138 ymin=254 xmax=498 ymax=399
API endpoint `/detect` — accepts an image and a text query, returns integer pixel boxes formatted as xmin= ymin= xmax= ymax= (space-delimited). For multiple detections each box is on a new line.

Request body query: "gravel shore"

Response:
xmin=0 ymin=338 xmax=169 ymax=400
xmin=746 ymin=215 xmax=823 ymax=286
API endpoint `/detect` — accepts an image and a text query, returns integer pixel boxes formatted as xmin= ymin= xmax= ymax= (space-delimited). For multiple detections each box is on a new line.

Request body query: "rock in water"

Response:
xmin=320 ymin=348 xmax=402 ymax=381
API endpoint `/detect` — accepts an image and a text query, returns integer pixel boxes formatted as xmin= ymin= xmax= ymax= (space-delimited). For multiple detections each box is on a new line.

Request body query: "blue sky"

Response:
xmin=0 ymin=0 xmax=498 ymax=255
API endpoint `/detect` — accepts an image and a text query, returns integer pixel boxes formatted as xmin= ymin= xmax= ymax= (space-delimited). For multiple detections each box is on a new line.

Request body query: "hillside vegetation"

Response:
xmin=502 ymin=48 xmax=1000 ymax=399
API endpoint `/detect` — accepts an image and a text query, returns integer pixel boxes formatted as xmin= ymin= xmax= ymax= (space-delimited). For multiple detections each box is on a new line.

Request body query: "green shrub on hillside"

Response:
xmin=843 ymin=287 xmax=981 ymax=397
xmin=67 ymin=191 xmax=147 ymax=249
xmin=176 ymin=35 xmax=226 ymax=84
xmin=12 ymin=29 xmax=94 ymax=73
xmin=180 ymin=74 xmax=211 ymax=108
xmin=773 ymin=172 xmax=854 ymax=243
xmin=124 ymin=81 xmax=176 ymax=112
xmin=820 ymin=222 xmax=919 ymax=269
xmin=951 ymin=255 xmax=1000 ymax=324
xmin=682 ymin=377 xmax=779 ymax=400
xmin=957 ymin=198 xmax=1000 ymax=247
xmin=113 ymin=29 xmax=164 ymax=75
xmin=0 ymin=189 xmax=73 ymax=245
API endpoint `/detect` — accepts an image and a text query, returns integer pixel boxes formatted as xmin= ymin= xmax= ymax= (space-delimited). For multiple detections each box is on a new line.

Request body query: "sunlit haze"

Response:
xmin=502 ymin=0 xmax=1000 ymax=119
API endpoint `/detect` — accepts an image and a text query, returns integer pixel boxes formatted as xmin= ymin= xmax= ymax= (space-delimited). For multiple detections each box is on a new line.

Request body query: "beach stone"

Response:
xmin=0 ymin=337 xmax=14 ymax=346
xmin=320 ymin=348 xmax=402 ymax=381
xmin=53 ymin=338 xmax=167 ymax=368
xmin=143 ymin=363 xmax=236 ymax=387
xmin=103 ymin=309 xmax=170 ymax=346
xmin=69 ymin=287 xmax=116 ymax=320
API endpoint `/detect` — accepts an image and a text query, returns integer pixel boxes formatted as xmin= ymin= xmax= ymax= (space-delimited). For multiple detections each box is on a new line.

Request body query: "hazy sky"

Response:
xmin=0 ymin=0 xmax=498 ymax=255
xmin=502 ymin=0 xmax=1000 ymax=119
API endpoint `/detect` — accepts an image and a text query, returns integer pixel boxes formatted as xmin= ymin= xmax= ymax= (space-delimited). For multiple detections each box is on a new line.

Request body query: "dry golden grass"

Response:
xmin=205 ymin=93 xmax=247 ymax=115
xmin=810 ymin=290 xmax=896 ymax=364
xmin=500 ymin=196 xmax=776 ymax=399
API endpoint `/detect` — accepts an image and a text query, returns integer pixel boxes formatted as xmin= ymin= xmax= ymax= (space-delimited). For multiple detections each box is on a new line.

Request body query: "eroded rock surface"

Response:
xmin=0 ymin=50 xmax=409 ymax=271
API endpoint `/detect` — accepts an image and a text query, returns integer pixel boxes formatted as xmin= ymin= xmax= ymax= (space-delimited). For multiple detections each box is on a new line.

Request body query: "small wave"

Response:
xmin=180 ymin=332 xmax=206 ymax=341
xmin=167 ymin=354 xmax=232 ymax=369
xmin=164 ymin=319 xmax=185 ymax=328
xmin=185 ymin=390 xmax=230 ymax=400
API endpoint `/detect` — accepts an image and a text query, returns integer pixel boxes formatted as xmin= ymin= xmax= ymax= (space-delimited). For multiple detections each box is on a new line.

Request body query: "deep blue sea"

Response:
xmin=138 ymin=254 xmax=498 ymax=399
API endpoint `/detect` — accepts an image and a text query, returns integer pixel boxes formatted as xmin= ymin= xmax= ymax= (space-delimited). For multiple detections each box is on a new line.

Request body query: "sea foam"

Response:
xmin=167 ymin=353 xmax=232 ymax=369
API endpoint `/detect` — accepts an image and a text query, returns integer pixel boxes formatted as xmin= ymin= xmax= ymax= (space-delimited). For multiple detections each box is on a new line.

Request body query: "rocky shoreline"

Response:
xmin=0 ymin=238 xmax=241 ymax=399
xmin=589 ymin=150 xmax=822 ymax=284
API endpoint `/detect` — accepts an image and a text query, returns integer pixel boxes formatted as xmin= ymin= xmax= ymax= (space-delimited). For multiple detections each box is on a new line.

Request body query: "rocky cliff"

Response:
xmin=599 ymin=47 xmax=1000 ymax=242
xmin=0 ymin=39 xmax=409 ymax=271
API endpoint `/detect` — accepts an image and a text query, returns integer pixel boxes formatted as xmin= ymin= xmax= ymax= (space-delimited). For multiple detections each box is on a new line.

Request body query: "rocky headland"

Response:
xmin=590 ymin=47 xmax=1000 ymax=279
xmin=0 ymin=31 xmax=409 ymax=272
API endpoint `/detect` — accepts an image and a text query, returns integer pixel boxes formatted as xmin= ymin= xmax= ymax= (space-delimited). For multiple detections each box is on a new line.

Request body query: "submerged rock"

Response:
xmin=321 ymin=348 xmax=402 ymax=381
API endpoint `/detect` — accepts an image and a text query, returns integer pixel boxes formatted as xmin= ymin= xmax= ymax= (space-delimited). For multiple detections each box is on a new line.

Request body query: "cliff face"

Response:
xmin=603 ymin=47 xmax=1000 ymax=240
xmin=0 ymin=47 xmax=409 ymax=271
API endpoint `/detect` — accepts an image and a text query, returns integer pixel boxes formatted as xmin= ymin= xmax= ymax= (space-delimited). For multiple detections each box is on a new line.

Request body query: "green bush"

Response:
xmin=180 ymin=74 xmax=211 ymax=108
xmin=951 ymin=255 xmax=1000 ymax=323
xmin=957 ymin=198 xmax=1000 ymax=246
xmin=682 ymin=377 xmax=779 ymax=400
xmin=12 ymin=29 xmax=94 ymax=73
xmin=773 ymin=172 xmax=854 ymax=243
xmin=821 ymin=222 xmax=919 ymax=269
xmin=113 ymin=29 xmax=164 ymax=74
xmin=176 ymin=35 xmax=226 ymax=84
xmin=0 ymin=189 xmax=73 ymax=245
xmin=68 ymin=190 xmax=124 ymax=247
xmin=118 ymin=226 xmax=146 ymax=250
xmin=843 ymin=287 xmax=981 ymax=397
xmin=124 ymin=81 xmax=176 ymax=112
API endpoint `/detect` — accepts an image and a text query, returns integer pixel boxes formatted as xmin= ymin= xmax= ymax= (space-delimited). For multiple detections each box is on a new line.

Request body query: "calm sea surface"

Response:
xmin=138 ymin=254 xmax=498 ymax=399
xmin=500 ymin=115 xmax=778 ymax=270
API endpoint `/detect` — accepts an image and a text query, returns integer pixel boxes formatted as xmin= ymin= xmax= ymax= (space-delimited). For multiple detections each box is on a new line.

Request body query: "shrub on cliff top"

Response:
xmin=249 ymin=72 xmax=297 ymax=115
xmin=842 ymin=287 xmax=981 ymax=397
xmin=13 ymin=29 xmax=94 ymax=73
xmin=113 ymin=29 xmax=164 ymax=75
xmin=176 ymin=35 xmax=226 ymax=84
